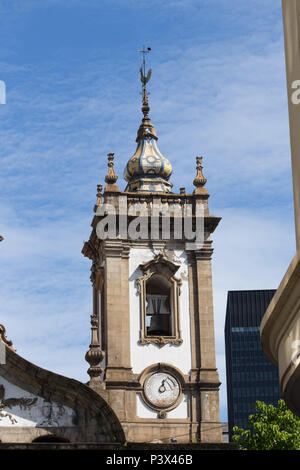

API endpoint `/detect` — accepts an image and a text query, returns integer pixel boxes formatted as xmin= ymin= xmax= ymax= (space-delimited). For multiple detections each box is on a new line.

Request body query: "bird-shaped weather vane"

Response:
xmin=137 ymin=45 xmax=152 ymax=91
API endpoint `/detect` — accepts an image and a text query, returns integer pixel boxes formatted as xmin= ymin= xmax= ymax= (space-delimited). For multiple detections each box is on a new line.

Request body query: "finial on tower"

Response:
xmin=123 ymin=47 xmax=173 ymax=193
xmin=138 ymin=46 xmax=152 ymax=92
xmin=193 ymin=156 xmax=208 ymax=195
xmin=93 ymin=183 xmax=103 ymax=213
xmin=104 ymin=152 xmax=119 ymax=192
xmin=138 ymin=45 xmax=152 ymax=119
xmin=85 ymin=314 xmax=104 ymax=385
xmin=97 ymin=183 xmax=103 ymax=197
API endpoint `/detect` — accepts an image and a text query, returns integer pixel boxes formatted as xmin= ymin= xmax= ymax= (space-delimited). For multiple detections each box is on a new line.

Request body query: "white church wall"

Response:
xmin=129 ymin=247 xmax=192 ymax=375
xmin=0 ymin=376 xmax=76 ymax=427
xmin=136 ymin=393 xmax=189 ymax=419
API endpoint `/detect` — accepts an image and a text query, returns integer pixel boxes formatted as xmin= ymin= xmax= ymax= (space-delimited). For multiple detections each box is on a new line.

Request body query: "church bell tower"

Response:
xmin=82 ymin=51 xmax=222 ymax=443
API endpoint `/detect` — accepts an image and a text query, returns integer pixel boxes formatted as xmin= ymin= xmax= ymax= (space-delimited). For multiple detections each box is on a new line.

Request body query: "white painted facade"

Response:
xmin=129 ymin=246 xmax=192 ymax=375
xmin=0 ymin=376 xmax=75 ymax=427
xmin=136 ymin=393 xmax=189 ymax=419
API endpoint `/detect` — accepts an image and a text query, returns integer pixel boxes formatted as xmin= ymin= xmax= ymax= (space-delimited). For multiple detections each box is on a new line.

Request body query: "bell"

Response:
xmin=147 ymin=315 xmax=170 ymax=336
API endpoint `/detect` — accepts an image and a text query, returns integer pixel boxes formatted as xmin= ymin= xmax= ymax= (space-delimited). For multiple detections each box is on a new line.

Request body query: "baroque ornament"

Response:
xmin=0 ymin=324 xmax=15 ymax=351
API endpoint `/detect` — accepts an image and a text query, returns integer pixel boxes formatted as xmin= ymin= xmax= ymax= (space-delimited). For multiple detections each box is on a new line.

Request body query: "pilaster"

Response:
xmin=102 ymin=240 xmax=133 ymax=383
xmin=187 ymin=241 xmax=222 ymax=443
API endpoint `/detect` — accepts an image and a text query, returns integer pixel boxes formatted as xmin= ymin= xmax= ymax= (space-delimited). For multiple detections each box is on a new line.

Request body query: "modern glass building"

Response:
xmin=225 ymin=290 xmax=282 ymax=440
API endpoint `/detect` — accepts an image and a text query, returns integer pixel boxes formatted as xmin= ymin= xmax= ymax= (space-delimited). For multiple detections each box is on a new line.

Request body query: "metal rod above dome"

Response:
xmin=123 ymin=48 xmax=173 ymax=193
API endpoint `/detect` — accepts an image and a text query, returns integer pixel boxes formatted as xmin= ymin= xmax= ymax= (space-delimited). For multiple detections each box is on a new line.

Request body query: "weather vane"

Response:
xmin=137 ymin=45 xmax=152 ymax=91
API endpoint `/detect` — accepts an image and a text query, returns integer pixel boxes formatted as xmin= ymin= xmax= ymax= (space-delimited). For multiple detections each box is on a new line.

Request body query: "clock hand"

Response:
xmin=158 ymin=379 xmax=166 ymax=393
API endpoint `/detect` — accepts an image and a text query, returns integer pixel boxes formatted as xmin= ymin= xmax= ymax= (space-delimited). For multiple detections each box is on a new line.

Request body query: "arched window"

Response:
xmin=146 ymin=274 xmax=173 ymax=336
xmin=137 ymin=254 xmax=182 ymax=347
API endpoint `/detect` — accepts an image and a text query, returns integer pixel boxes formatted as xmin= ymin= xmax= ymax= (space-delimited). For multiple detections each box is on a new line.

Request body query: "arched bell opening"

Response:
xmin=137 ymin=253 xmax=183 ymax=347
xmin=146 ymin=274 xmax=173 ymax=337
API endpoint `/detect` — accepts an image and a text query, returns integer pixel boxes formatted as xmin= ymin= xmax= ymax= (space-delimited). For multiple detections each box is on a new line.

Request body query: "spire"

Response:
xmin=136 ymin=87 xmax=157 ymax=142
xmin=136 ymin=48 xmax=157 ymax=142
xmin=124 ymin=47 xmax=173 ymax=193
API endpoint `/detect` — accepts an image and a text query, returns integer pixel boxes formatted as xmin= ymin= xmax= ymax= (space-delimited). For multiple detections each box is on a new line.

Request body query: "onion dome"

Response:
xmin=124 ymin=87 xmax=173 ymax=193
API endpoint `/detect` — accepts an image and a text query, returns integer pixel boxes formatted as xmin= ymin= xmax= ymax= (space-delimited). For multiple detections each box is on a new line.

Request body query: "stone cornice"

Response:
xmin=101 ymin=240 xmax=130 ymax=258
xmin=186 ymin=241 xmax=214 ymax=261
xmin=261 ymin=250 xmax=300 ymax=365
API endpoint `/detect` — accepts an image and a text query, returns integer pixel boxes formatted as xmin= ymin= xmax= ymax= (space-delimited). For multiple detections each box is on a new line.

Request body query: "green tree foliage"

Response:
xmin=233 ymin=400 xmax=300 ymax=450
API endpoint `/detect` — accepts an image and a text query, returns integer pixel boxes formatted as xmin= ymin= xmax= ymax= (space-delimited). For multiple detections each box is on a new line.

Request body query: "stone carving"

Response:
xmin=0 ymin=385 xmax=38 ymax=425
xmin=38 ymin=402 xmax=66 ymax=427
xmin=139 ymin=335 xmax=183 ymax=348
xmin=0 ymin=385 xmax=17 ymax=424
xmin=82 ymin=237 xmax=103 ymax=286
xmin=0 ymin=324 xmax=15 ymax=351
xmin=0 ymin=384 xmax=77 ymax=427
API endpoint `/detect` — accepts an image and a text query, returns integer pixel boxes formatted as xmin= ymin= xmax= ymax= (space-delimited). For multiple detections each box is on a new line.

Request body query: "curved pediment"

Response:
xmin=0 ymin=341 xmax=125 ymax=444
xmin=138 ymin=253 xmax=180 ymax=278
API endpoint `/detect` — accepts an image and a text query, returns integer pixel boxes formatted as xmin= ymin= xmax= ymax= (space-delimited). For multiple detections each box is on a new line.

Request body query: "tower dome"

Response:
xmin=124 ymin=75 xmax=173 ymax=193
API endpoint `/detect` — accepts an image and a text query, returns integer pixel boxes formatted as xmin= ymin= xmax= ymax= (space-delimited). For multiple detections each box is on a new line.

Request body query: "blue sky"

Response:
xmin=0 ymin=0 xmax=296 ymax=422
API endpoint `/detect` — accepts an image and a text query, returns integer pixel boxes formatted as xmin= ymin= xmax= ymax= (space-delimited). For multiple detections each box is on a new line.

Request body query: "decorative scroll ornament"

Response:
xmin=90 ymin=248 xmax=104 ymax=285
xmin=139 ymin=335 xmax=183 ymax=348
xmin=0 ymin=324 xmax=15 ymax=351
xmin=139 ymin=253 xmax=180 ymax=278
xmin=82 ymin=237 xmax=103 ymax=286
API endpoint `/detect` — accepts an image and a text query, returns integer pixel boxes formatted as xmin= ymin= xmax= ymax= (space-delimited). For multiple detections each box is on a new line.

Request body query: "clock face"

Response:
xmin=144 ymin=372 xmax=180 ymax=409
